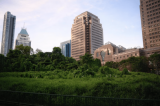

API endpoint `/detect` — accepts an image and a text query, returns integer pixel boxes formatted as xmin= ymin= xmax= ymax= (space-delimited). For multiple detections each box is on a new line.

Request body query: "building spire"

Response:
xmin=23 ymin=22 xmax=25 ymax=29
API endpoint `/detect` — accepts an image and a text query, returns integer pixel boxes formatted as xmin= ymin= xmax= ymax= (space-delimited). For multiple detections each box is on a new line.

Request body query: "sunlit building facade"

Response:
xmin=140 ymin=0 xmax=160 ymax=49
xmin=1 ymin=11 xmax=16 ymax=56
xmin=71 ymin=11 xmax=103 ymax=60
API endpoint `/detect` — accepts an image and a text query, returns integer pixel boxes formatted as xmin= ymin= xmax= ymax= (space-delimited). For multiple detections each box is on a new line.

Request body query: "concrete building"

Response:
xmin=15 ymin=28 xmax=31 ymax=48
xmin=71 ymin=11 xmax=103 ymax=60
xmin=94 ymin=41 xmax=160 ymax=65
xmin=1 ymin=11 xmax=16 ymax=56
xmin=60 ymin=40 xmax=71 ymax=57
xmin=140 ymin=0 xmax=160 ymax=49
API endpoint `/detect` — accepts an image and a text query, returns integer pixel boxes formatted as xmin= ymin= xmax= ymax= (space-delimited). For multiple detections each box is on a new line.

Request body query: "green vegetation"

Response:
xmin=0 ymin=69 xmax=160 ymax=99
xmin=0 ymin=45 xmax=160 ymax=100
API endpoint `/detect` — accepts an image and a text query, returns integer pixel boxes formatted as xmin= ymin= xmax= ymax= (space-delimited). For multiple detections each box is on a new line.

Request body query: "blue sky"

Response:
xmin=0 ymin=0 xmax=142 ymax=53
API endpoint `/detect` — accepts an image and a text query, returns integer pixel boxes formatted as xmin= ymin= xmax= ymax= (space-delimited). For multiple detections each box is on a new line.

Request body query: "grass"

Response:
xmin=0 ymin=68 xmax=160 ymax=99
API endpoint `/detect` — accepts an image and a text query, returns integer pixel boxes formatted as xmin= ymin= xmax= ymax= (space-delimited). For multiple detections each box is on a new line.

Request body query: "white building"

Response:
xmin=15 ymin=28 xmax=31 ymax=48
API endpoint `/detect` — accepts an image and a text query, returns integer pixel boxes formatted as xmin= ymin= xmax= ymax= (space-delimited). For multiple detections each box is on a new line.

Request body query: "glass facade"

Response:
xmin=1 ymin=11 xmax=16 ymax=56
xmin=100 ymin=51 xmax=106 ymax=61
xmin=60 ymin=40 xmax=71 ymax=57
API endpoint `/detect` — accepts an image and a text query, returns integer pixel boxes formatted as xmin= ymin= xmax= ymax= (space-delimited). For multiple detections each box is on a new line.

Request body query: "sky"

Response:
xmin=0 ymin=0 xmax=142 ymax=53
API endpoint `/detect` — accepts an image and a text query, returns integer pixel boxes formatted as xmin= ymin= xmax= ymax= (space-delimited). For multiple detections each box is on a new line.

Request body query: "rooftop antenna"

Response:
xmin=23 ymin=22 xmax=25 ymax=29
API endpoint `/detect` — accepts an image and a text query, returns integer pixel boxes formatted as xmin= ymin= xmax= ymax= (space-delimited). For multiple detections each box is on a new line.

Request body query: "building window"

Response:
xmin=123 ymin=56 xmax=125 ymax=58
xmin=100 ymin=51 xmax=106 ymax=62
xmin=96 ymin=52 xmax=99 ymax=57
xmin=131 ymin=54 xmax=132 ymax=56
xmin=135 ymin=53 xmax=137 ymax=56
xmin=108 ymin=50 xmax=111 ymax=55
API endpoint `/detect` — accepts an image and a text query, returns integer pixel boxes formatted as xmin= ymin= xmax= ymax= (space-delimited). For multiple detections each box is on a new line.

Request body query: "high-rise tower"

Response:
xmin=15 ymin=28 xmax=31 ymax=48
xmin=140 ymin=0 xmax=160 ymax=49
xmin=60 ymin=40 xmax=71 ymax=57
xmin=71 ymin=11 xmax=103 ymax=60
xmin=1 ymin=11 xmax=16 ymax=56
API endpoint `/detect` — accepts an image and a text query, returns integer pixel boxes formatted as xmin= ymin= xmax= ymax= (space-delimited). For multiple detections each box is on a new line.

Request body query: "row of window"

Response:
xmin=150 ymin=39 xmax=160 ymax=43
xmin=149 ymin=32 xmax=160 ymax=35
xmin=147 ymin=8 xmax=160 ymax=14
xmin=20 ymin=38 xmax=28 ymax=40
xmin=150 ymin=35 xmax=160 ymax=39
xmin=113 ymin=53 xmax=137 ymax=60
xmin=147 ymin=12 xmax=160 ymax=17
xmin=146 ymin=1 xmax=160 ymax=7
xmin=146 ymin=0 xmax=160 ymax=4
xmin=148 ymin=15 xmax=160 ymax=21
xmin=149 ymin=27 xmax=160 ymax=32
xmin=147 ymin=4 xmax=160 ymax=10
xmin=148 ymin=23 xmax=160 ymax=28
xmin=148 ymin=20 xmax=159 ymax=24
xmin=150 ymin=43 xmax=160 ymax=47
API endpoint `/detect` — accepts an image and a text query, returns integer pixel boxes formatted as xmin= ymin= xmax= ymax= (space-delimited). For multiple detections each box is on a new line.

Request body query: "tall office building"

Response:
xmin=60 ymin=40 xmax=71 ymax=57
xmin=140 ymin=0 xmax=160 ymax=49
xmin=71 ymin=11 xmax=103 ymax=60
xmin=15 ymin=28 xmax=31 ymax=48
xmin=1 ymin=11 xmax=16 ymax=56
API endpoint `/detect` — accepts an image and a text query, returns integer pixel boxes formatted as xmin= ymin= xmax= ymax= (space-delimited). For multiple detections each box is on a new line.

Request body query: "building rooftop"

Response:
xmin=19 ymin=28 xmax=29 ymax=35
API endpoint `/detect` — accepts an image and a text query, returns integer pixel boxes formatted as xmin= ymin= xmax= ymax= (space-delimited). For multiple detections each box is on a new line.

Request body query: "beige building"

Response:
xmin=94 ymin=41 xmax=160 ymax=65
xmin=71 ymin=11 xmax=103 ymax=60
xmin=140 ymin=0 xmax=160 ymax=49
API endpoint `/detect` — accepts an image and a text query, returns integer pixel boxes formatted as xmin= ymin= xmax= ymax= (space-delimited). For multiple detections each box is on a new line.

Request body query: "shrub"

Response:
xmin=99 ymin=67 xmax=105 ymax=74
xmin=85 ymin=69 xmax=95 ymax=76
xmin=103 ymin=66 xmax=112 ymax=74
xmin=122 ymin=68 xmax=129 ymax=75
xmin=92 ymin=66 xmax=99 ymax=72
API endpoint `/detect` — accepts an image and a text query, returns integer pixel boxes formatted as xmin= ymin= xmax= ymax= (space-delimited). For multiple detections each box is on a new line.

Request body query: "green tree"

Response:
xmin=79 ymin=53 xmax=94 ymax=65
xmin=0 ymin=54 xmax=5 ymax=72
xmin=15 ymin=44 xmax=33 ymax=55
xmin=149 ymin=53 xmax=160 ymax=74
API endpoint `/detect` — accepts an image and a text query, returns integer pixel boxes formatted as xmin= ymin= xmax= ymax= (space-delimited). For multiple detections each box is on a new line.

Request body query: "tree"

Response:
xmin=0 ymin=54 xmax=5 ymax=72
xmin=149 ymin=53 xmax=160 ymax=74
xmin=35 ymin=48 xmax=42 ymax=54
xmin=15 ymin=44 xmax=33 ymax=55
xmin=79 ymin=53 xmax=94 ymax=65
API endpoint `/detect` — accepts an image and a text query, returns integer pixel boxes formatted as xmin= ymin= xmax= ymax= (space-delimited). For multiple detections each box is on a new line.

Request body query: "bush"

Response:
xmin=122 ymin=68 xmax=129 ymax=75
xmin=92 ymin=66 xmax=99 ymax=72
xmin=85 ymin=69 xmax=95 ymax=76
xmin=103 ymin=66 xmax=112 ymax=74
xmin=98 ymin=67 xmax=105 ymax=74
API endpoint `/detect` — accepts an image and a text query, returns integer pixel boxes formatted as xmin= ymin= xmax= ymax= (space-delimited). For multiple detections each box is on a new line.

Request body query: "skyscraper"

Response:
xmin=1 ymin=11 xmax=16 ymax=56
xmin=15 ymin=28 xmax=31 ymax=48
xmin=140 ymin=0 xmax=160 ymax=49
xmin=60 ymin=40 xmax=71 ymax=57
xmin=71 ymin=11 xmax=103 ymax=60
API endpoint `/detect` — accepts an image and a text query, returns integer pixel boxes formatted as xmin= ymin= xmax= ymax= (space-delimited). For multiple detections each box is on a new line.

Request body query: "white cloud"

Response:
xmin=125 ymin=26 xmax=129 ymax=29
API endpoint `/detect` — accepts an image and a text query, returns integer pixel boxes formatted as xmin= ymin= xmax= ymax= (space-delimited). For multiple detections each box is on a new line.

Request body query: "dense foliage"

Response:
xmin=0 ymin=45 xmax=160 ymax=100
xmin=0 ymin=45 xmax=101 ymax=73
xmin=105 ymin=54 xmax=160 ymax=74
xmin=0 ymin=70 xmax=160 ymax=100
